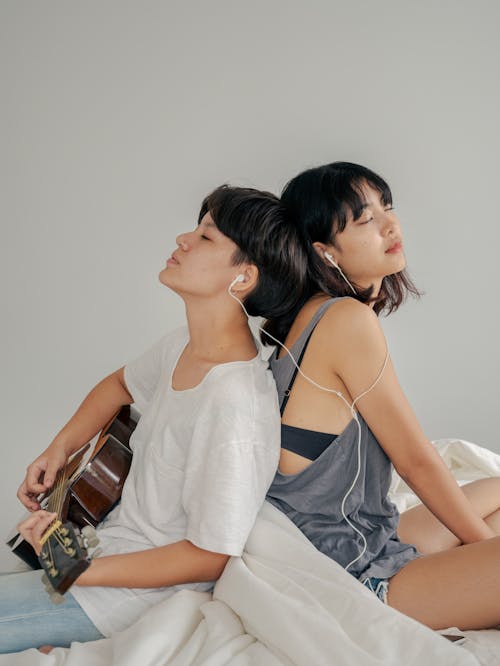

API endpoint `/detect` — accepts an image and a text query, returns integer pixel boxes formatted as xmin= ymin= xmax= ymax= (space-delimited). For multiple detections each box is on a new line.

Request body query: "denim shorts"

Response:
xmin=0 ymin=570 xmax=103 ymax=654
xmin=360 ymin=576 xmax=390 ymax=604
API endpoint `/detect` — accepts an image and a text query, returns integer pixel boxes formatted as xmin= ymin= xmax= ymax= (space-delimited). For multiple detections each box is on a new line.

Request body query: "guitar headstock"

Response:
xmin=38 ymin=521 xmax=91 ymax=598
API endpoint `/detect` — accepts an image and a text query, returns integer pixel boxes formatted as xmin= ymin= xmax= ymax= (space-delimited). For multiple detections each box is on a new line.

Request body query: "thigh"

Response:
xmin=387 ymin=535 xmax=500 ymax=631
xmin=398 ymin=478 xmax=500 ymax=554
xmin=0 ymin=570 xmax=103 ymax=654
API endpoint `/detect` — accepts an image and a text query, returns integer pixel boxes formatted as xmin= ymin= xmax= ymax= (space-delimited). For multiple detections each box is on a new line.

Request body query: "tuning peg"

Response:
xmin=81 ymin=525 xmax=99 ymax=548
xmin=42 ymin=578 xmax=54 ymax=595
xmin=41 ymin=573 xmax=49 ymax=585
xmin=50 ymin=592 xmax=65 ymax=605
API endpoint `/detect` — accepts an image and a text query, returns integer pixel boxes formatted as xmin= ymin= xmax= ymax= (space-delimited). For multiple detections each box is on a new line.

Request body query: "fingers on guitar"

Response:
xmin=17 ymin=511 xmax=57 ymax=540
xmin=17 ymin=485 xmax=41 ymax=511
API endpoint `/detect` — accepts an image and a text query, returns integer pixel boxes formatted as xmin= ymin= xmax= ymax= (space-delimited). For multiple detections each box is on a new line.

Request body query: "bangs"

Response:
xmin=196 ymin=184 xmax=287 ymax=267
xmin=329 ymin=167 xmax=393 ymax=235
xmin=197 ymin=187 xmax=226 ymax=227
xmin=197 ymin=185 xmax=249 ymax=240
xmin=197 ymin=186 xmax=247 ymax=264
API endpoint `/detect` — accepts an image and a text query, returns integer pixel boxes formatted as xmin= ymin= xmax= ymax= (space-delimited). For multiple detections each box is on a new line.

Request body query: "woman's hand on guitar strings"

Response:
xmin=17 ymin=445 xmax=68 ymax=510
xmin=17 ymin=510 xmax=58 ymax=556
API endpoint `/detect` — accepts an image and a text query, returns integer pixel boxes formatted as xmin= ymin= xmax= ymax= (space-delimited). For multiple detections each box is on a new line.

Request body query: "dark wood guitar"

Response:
xmin=7 ymin=405 xmax=139 ymax=598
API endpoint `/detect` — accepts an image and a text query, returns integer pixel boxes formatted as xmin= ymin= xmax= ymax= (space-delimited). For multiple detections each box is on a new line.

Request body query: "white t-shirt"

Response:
xmin=71 ymin=326 xmax=280 ymax=636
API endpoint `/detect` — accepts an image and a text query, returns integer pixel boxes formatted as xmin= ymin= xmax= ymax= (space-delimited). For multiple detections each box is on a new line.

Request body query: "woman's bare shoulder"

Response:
xmin=308 ymin=297 xmax=386 ymax=369
xmin=319 ymin=297 xmax=381 ymax=337
xmin=284 ymin=296 xmax=384 ymax=361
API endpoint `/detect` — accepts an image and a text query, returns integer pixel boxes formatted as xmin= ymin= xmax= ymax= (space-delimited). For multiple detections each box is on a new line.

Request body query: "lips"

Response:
xmin=167 ymin=252 xmax=179 ymax=265
xmin=385 ymin=241 xmax=403 ymax=254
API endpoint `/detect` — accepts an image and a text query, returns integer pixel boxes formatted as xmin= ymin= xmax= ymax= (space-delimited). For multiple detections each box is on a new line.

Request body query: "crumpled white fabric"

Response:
xmin=388 ymin=438 xmax=500 ymax=666
xmin=1 ymin=491 xmax=479 ymax=666
xmin=389 ymin=438 xmax=500 ymax=513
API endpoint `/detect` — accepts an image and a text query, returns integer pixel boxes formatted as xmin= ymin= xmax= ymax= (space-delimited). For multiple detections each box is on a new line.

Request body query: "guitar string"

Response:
xmin=52 ymin=465 xmax=66 ymax=516
xmin=43 ymin=465 xmax=65 ymax=572
xmin=45 ymin=470 xmax=63 ymax=573
xmin=45 ymin=471 xmax=61 ymax=573
xmin=44 ymin=466 xmax=67 ymax=576
xmin=42 ymin=416 xmax=130 ymax=578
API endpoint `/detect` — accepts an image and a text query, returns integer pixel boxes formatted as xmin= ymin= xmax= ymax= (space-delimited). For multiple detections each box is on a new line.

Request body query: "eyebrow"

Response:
xmin=359 ymin=194 xmax=388 ymax=211
xmin=200 ymin=220 xmax=217 ymax=229
xmin=352 ymin=203 xmax=370 ymax=217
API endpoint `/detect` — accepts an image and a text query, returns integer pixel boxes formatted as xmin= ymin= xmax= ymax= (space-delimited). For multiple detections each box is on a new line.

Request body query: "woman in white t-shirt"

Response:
xmin=1 ymin=186 xmax=307 ymax=654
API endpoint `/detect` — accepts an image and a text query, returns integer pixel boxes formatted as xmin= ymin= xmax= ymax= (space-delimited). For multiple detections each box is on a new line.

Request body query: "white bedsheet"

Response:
xmin=4 ymin=437 xmax=500 ymax=665
xmin=389 ymin=438 xmax=500 ymax=666
xmin=390 ymin=438 xmax=500 ymax=513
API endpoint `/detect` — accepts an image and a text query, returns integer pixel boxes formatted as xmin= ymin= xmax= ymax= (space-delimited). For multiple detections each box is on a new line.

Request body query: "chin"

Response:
xmin=397 ymin=256 xmax=407 ymax=272
xmin=159 ymin=267 xmax=175 ymax=288
xmin=388 ymin=255 xmax=407 ymax=275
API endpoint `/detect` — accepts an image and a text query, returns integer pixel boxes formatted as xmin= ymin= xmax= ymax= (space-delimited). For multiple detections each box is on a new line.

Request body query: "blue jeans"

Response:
xmin=0 ymin=570 xmax=103 ymax=654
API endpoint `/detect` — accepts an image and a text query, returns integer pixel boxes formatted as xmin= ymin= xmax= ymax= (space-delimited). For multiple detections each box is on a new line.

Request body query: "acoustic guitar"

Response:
xmin=6 ymin=405 xmax=139 ymax=600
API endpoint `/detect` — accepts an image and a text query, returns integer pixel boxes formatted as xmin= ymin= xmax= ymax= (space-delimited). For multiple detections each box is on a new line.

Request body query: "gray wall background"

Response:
xmin=2 ymin=0 xmax=499 ymax=571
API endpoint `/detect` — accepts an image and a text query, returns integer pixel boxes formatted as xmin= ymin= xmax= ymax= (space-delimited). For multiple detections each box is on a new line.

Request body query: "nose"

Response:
xmin=176 ymin=232 xmax=190 ymax=250
xmin=381 ymin=211 xmax=399 ymax=237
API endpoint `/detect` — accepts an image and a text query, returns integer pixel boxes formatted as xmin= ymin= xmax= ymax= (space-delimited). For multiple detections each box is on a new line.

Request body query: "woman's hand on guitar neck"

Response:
xmin=17 ymin=443 xmax=68 ymax=511
xmin=17 ymin=368 xmax=133 ymax=511
xmin=17 ymin=510 xmax=58 ymax=556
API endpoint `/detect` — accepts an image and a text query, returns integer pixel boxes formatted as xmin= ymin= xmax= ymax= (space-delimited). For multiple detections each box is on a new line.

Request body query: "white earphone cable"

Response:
xmin=228 ymin=280 xmax=389 ymax=571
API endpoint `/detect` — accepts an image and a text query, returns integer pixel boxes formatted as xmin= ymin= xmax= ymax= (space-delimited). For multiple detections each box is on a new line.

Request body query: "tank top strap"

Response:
xmin=304 ymin=296 xmax=343 ymax=336
xmin=284 ymin=296 xmax=343 ymax=357
xmin=272 ymin=296 xmax=345 ymax=413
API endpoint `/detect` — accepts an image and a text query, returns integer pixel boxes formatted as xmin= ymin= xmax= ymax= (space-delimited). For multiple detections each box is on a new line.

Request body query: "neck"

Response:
xmin=368 ymin=278 xmax=383 ymax=308
xmin=183 ymin=295 xmax=256 ymax=362
xmin=351 ymin=276 xmax=383 ymax=308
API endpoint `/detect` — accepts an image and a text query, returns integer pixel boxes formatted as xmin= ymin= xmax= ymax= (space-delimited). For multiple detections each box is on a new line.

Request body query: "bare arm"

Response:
xmin=18 ymin=368 xmax=133 ymax=510
xmin=18 ymin=511 xmax=229 ymax=588
xmin=76 ymin=541 xmax=229 ymax=588
xmin=330 ymin=300 xmax=494 ymax=545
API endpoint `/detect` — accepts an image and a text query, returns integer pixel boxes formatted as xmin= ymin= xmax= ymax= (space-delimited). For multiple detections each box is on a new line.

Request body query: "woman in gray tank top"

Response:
xmin=264 ymin=161 xmax=500 ymax=632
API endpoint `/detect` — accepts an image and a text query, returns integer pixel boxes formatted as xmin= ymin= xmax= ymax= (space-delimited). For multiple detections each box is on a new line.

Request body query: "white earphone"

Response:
xmin=229 ymin=274 xmax=245 ymax=289
xmin=323 ymin=251 xmax=338 ymax=268
xmin=324 ymin=252 xmax=357 ymax=295
xmin=227 ymin=278 xmax=389 ymax=573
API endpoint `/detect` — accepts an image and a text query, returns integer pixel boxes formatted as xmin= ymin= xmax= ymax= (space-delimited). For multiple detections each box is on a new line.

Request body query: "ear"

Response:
xmin=231 ymin=264 xmax=259 ymax=294
xmin=312 ymin=242 xmax=334 ymax=262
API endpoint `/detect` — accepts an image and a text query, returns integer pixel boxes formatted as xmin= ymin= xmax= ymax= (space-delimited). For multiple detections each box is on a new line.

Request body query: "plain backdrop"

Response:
xmin=1 ymin=0 xmax=499 ymax=571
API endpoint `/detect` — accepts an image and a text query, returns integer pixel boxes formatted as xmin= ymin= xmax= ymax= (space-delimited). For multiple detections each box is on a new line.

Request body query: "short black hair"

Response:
xmin=198 ymin=185 xmax=308 ymax=339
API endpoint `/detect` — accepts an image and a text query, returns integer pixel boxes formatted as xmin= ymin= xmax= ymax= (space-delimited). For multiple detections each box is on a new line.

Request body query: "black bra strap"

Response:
xmin=280 ymin=327 xmax=317 ymax=416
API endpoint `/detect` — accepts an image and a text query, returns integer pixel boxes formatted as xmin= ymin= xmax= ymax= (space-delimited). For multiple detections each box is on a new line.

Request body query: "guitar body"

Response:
xmin=7 ymin=405 xmax=139 ymax=570
xmin=68 ymin=432 xmax=133 ymax=526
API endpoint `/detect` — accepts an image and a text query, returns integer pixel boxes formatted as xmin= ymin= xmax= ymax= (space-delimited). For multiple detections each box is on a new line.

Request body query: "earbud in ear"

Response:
xmin=229 ymin=274 xmax=245 ymax=289
xmin=323 ymin=250 xmax=357 ymax=295
xmin=324 ymin=252 xmax=339 ymax=268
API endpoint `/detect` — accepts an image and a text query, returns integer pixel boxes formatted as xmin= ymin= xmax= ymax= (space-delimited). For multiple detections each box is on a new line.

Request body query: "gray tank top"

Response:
xmin=266 ymin=298 xmax=419 ymax=580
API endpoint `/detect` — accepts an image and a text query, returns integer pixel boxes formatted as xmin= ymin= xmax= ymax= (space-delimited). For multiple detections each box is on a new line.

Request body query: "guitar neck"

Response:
xmin=8 ymin=405 xmax=139 ymax=571
xmin=46 ymin=466 xmax=69 ymax=516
